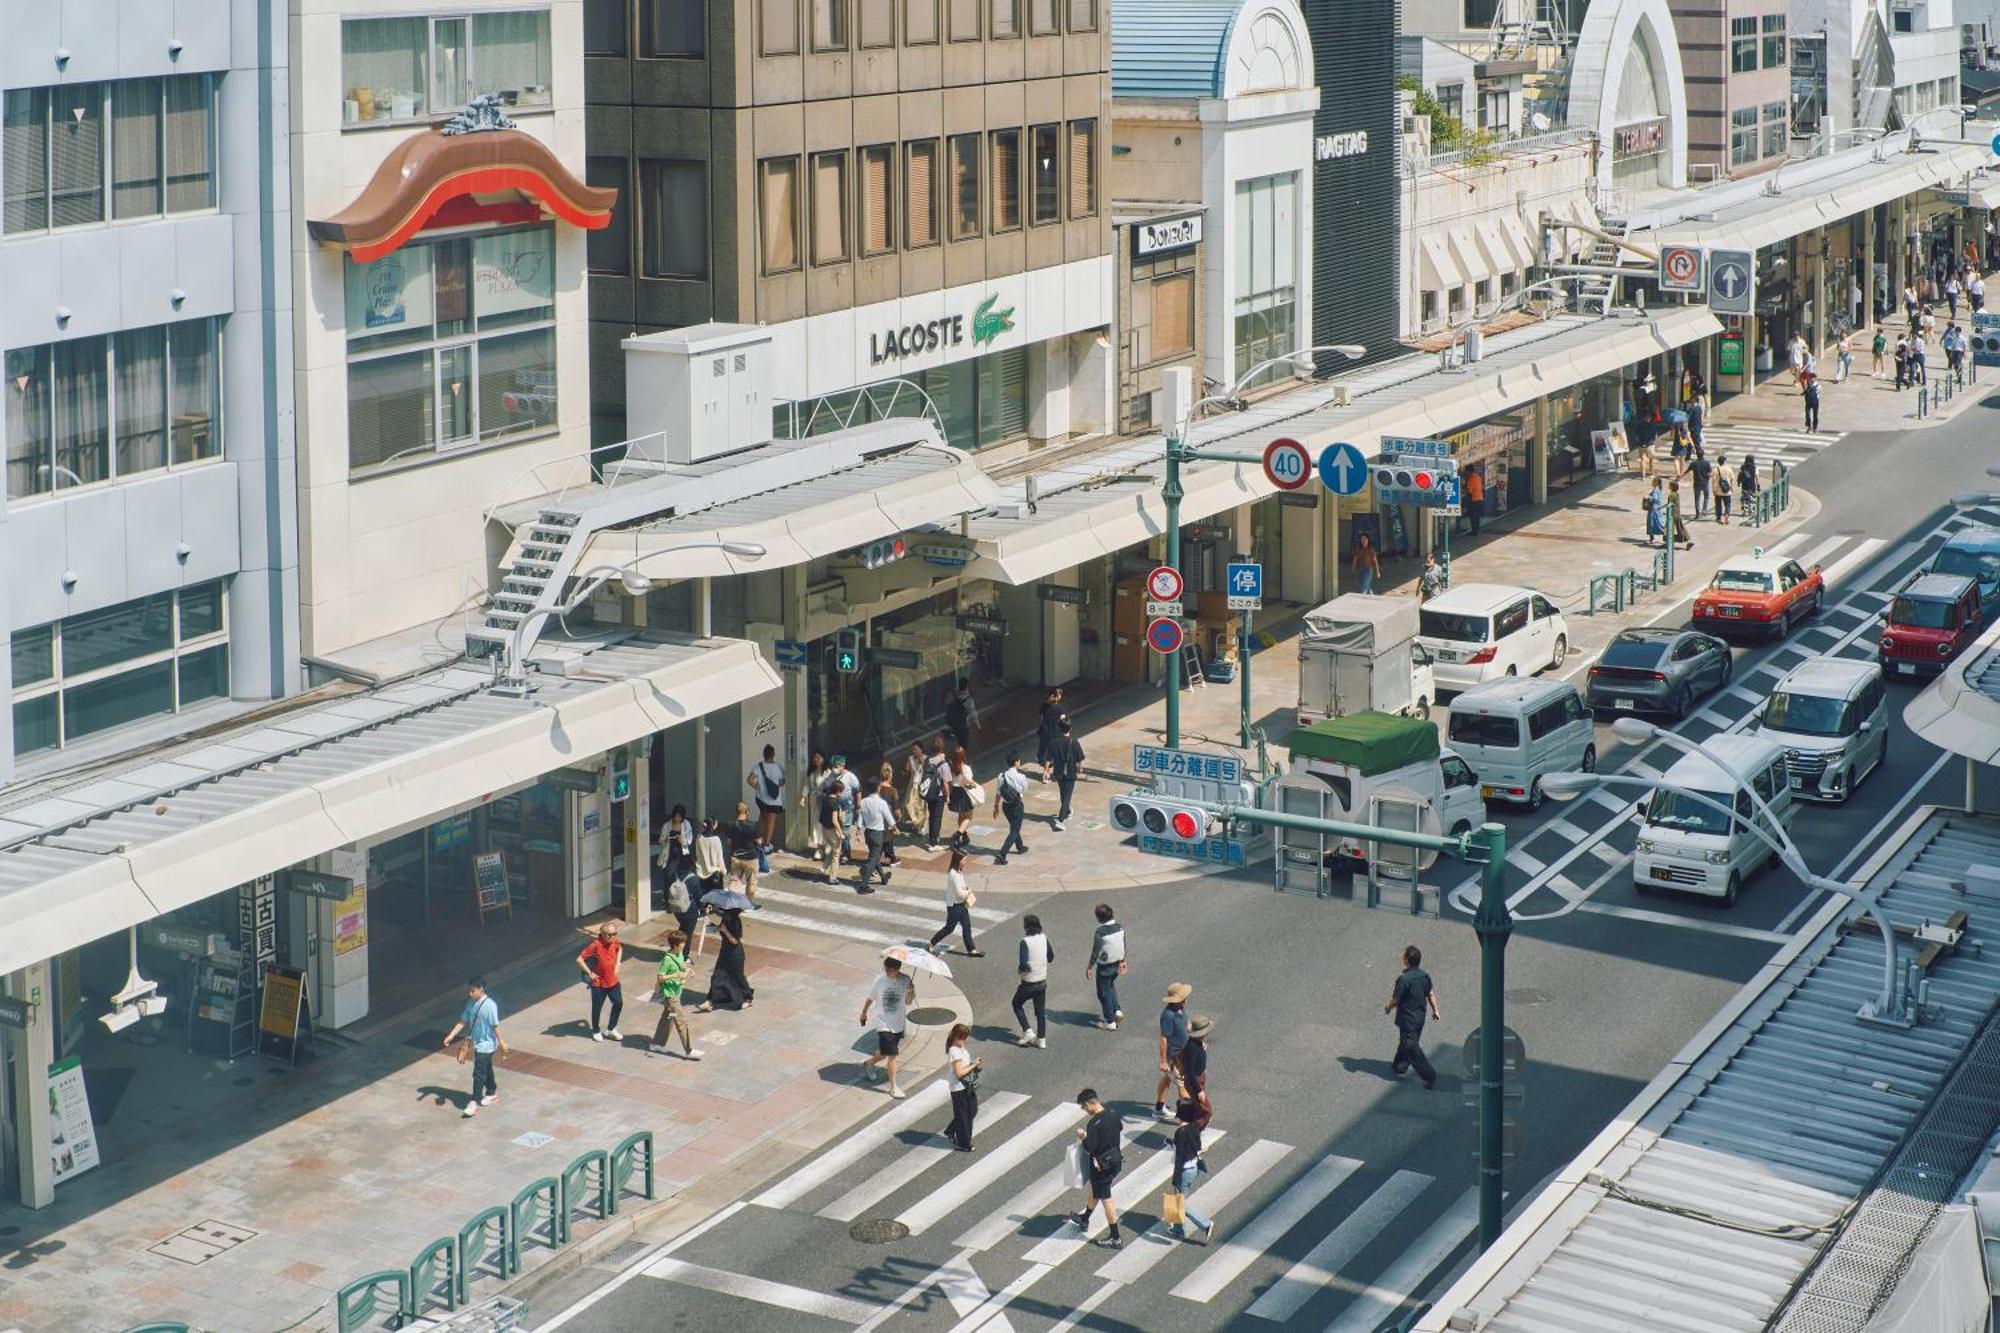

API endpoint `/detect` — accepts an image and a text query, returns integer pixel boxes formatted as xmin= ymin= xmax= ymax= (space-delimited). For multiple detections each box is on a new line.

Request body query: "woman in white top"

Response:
xmin=800 ymin=752 xmax=829 ymax=853
xmin=902 ymin=743 xmax=927 ymax=828
xmin=926 ymin=850 xmax=983 ymax=957
xmin=692 ymin=817 xmax=729 ymax=899
xmin=948 ymin=746 xmax=979 ymax=845
xmin=944 ymin=1022 xmax=981 ymax=1151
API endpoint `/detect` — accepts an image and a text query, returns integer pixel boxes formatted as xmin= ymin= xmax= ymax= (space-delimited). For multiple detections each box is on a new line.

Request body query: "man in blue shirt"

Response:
xmin=443 ymin=977 xmax=507 ymax=1118
xmin=1154 ymin=982 xmax=1191 ymax=1121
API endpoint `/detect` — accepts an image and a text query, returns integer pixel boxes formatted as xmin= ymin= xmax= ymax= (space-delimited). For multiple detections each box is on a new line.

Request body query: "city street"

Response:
xmin=521 ymin=395 xmax=2000 ymax=1332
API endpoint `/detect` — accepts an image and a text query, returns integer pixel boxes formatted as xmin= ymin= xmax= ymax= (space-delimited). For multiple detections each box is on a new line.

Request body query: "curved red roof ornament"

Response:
xmin=308 ymin=117 xmax=616 ymax=263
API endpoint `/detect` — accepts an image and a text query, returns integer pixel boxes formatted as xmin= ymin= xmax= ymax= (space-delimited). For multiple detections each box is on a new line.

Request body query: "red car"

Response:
xmin=1693 ymin=555 xmax=1825 ymax=640
xmin=1880 ymin=573 xmax=1984 ymax=677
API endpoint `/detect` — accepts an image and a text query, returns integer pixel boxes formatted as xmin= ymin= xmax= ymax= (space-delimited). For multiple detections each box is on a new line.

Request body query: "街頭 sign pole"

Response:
xmin=1164 ymin=442 xmax=1184 ymax=748
xmin=1239 ymin=608 xmax=1253 ymax=748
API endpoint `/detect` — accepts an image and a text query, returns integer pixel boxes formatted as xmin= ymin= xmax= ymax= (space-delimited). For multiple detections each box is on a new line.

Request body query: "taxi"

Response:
xmin=1692 ymin=553 xmax=1824 ymax=640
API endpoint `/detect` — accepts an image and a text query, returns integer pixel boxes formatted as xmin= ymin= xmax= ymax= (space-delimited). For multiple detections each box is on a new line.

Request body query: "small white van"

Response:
xmin=1417 ymin=583 xmax=1570 ymax=694
xmin=1754 ymin=658 xmax=1888 ymax=802
xmin=1445 ymin=677 xmax=1596 ymax=809
xmin=1632 ymin=733 xmax=1795 ymax=907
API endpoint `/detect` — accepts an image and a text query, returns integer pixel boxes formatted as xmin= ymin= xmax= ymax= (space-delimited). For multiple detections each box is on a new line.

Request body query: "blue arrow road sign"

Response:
xmin=1226 ymin=562 xmax=1263 ymax=599
xmin=774 ymin=639 xmax=808 ymax=668
xmin=1318 ymin=442 xmax=1369 ymax=495
xmin=1708 ymin=248 xmax=1754 ymax=315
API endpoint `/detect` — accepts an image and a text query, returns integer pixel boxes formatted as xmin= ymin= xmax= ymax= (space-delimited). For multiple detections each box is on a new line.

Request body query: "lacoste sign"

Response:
xmin=868 ymin=294 xmax=1017 ymax=364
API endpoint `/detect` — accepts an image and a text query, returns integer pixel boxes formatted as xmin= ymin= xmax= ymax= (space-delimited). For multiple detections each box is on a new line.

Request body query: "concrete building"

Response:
xmin=1672 ymin=0 xmax=1798 ymax=180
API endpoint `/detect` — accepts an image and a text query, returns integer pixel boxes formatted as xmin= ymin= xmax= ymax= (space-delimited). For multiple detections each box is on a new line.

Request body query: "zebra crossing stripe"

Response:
xmin=753 ymin=1081 xmax=950 ymax=1210
xmin=899 ymin=1102 xmax=1085 ymax=1235
xmin=726 ymin=906 xmax=907 ymax=949
xmin=1818 ymin=537 xmax=1887 ymax=587
xmin=755 ymin=886 xmax=952 ymax=936
xmin=846 ymin=884 xmax=1012 ymax=922
xmin=1171 ymin=1154 xmax=1362 ymax=1303
xmin=1094 ymin=1138 xmax=1294 ymax=1284
xmin=639 ymin=1257 xmax=884 ymax=1324
xmin=1245 ymin=1169 xmax=1434 ymax=1324
xmin=954 ymin=1123 xmax=1146 ymax=1252
xmin=1322 ymin=1188 xmax=1480 ymax=1333
xmin=1021 ymin=1132 xmax=1228 ymax=1266
xmin=1793 ymin=534 xmax=1851 ymax=569
xmin=819 ymin=1092 xmax=1030 ymax=1222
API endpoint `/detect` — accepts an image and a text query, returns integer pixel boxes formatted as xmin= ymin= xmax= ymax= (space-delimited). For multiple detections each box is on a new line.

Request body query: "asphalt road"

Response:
xmin=527 ymin=393 xmax=2000 ymax=1333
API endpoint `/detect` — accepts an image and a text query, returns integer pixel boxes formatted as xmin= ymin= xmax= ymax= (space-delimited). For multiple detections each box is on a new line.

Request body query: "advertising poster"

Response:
xmin=333 ymin=885 xmax=369 ymax=957
xmin=47 ymin=1056 xmax=100 ymax=1185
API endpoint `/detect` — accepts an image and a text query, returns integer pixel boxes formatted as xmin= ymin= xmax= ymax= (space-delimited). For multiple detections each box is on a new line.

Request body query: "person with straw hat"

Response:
xmin=1154 ymin=982 xmax=1192 ymax=1122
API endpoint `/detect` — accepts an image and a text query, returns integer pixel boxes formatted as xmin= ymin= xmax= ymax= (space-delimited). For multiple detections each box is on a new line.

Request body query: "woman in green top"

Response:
xmin=650 ymin=930 xmax=705 ymax=1060
xmin=1871 ymin=329 xmax=1888 ymax=379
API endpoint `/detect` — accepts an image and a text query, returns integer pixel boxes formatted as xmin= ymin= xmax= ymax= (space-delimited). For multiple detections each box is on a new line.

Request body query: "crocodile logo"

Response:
xmin=972 ymin=294 xmax=1016 ymax=347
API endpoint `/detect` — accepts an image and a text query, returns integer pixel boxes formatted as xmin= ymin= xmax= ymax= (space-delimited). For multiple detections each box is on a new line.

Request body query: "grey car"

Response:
xmin=1585 ymin=627 xmax=1733 ymax=718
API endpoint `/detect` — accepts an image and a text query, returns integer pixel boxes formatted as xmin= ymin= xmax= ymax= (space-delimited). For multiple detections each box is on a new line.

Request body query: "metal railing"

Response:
xmin=1746 ymin=468 xmax=1794 ymax=527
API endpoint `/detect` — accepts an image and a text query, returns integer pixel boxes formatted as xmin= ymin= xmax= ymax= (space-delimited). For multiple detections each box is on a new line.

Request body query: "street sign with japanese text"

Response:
xmin=1226 ymin=562 xmax=1263 ymax=610
xmin=1132 ymin=745 xmax=1241 ymax=783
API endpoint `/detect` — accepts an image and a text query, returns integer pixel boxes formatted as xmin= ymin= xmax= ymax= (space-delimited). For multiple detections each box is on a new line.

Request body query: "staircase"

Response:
xmin=467 ymin=507 xmax=589 ymax=662
xmin=1572 ymin=219 xmax=1629 ymax=314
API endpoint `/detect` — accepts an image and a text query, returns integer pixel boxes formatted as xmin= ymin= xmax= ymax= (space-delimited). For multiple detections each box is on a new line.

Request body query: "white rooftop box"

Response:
xmin=623 ymin=322 xmax=773 ymax=464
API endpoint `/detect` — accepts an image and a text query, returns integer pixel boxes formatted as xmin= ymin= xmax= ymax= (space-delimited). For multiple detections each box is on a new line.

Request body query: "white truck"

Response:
xmin=1278 ymin=711 xmax=1488 ymax=864
xmin=1296 ymin=593 xmax=1436 ymax=725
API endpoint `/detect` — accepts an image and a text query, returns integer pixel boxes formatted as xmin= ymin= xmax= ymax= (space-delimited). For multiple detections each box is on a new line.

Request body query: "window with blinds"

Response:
xmin=1030 ymin=0 xmax=1058 ymax=34
xmin=762 ymin=0 xmax=801 ymax=53
xmin=112 ymin=80 xmax=162 ymax=219
xmin=990 ymin=129 xmax=1021 ymax=232
xmin=162 ymin=76 xmax=215 ymax=214
xmin=5 ymin=76 xmax=213 ymax=233
xmin=641 ymin=158 xmax=708 ymax=278
xmin=51 ymin=84 xmax=105 ymax=228
xmin=3 ymin=89 xmax=50 ymax=234
xmin=811 ymin=150 xmax=849 ymax=264
xmin=759 ymin=156 xmax=801 ymax=273
xmin=1067 ymin=118 xmax=1096 ymax=218
xmin=1066 ymin=0 xmax=1095 ymax=31
xmin=905 ymin=0 xmax=938 ymax=42
xmin=812 ymin=0 xmax=848 ymax=49
xmin=905 ymin=140 xmax=938 ymax=247
xmin=991 ymin=0 xmax=1019 ymax=37
xmin=948 ymin=133 xmax=980 ymax=240
xmin=860 ymin=145 xmax=894 ymax=255
xmin=1030 ymin=124 xmax=1059 ymax=224
xmin=949 ymin=0 xmax=980 ymax=41
xmin=860 ymin=0 xmax=894 ymax=45
xmin=1152 ymin=273 xmax=1194 ymax=359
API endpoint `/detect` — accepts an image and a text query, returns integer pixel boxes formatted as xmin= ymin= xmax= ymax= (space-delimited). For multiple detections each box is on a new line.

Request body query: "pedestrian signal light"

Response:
xmin=833 ymin=628 xmax=863 ymax=674
xmin=1108 ymin=792 xmax=1217 ymax=844
xmin=862 ymin=536 xmax=908 ymax=570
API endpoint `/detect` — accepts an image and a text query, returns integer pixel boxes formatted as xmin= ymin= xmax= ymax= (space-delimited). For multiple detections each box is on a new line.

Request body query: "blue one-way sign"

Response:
xmin=774 ymin=639 xmax=808 ymax=669
xmin=1318 ymin=442 xmax=1369 ymax=495
xmin=1708 ymin=248 xmax=1754 ymax=316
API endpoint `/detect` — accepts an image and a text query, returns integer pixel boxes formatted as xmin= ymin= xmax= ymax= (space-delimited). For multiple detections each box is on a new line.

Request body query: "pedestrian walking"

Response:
xmin=1787 ymin=332 xmax=1807 ymax=386
xmin=1947 ymin=275 xmax=1961 ymax=317
xmin=728 ymin=801 xmax=764 ymax=901
xmin=1946 ymin=324 xmax=1966 ymax=379
xmin=921 ymin=740 xmax=952 ymax=848
xmin=1462 ymin=467 xmax=1485 ymax=536
xmin=835 ymin=756 xmax=862 ymax=862
xmin=656 ymin=804 xmax=694 ymax=905
xmin=1712 ymin=454 xmax=1732 ymax=524
xmin=1418 ymin=551 xmax=1446 ymax=602
xmin=1835 ymin=331 xmax=1852 ymax=382
xmin=1352 ymin=532 xmax=1380 ymax=595
xmin=800 ymin=752 xmax=829 ymax=858
xmin=1667 ymin=480 xmax=1693 ymax=551
xmin=1643 ymin=478 xmax=1665 ymax=546
xmin=1071 ymin=1089 xmax=1125 ymax=1248
xmin=693 ymin=816 xmax=729 ymax=898
xmin=1385 ymin=945 xmax=1441 ymax=1089
xmin=945 ymin=678 xmax=979 ymax=752
xmin=1154 ymin=982 xmax=1192 ymax=1122
xmin=1738 ymin=454 xmax=1759 ymax=513
xmin=901 ymin=743 xmax=927 ymax=828
xmin=1178 ymin=1013 xmax=1213 ymax=1126
xmin=1167 ymin=1098 xmax=1216 ymax=1245
xmin=1871 ymin=328 xmax=1887 ymax=377
xmin=664 ymin=866 xmax=699 ymax=946
xmin=696 ymin=906 xmax=754 ymax=1011
xmin=944 ymin=1024 xmax=982 ymax=1151
xmin=648 ymin=930 xmax=704 ymax=1060
xmin=1905 ymin=284 xmax=1920 ymax=324
xmin=859 ymin=956 xmax=915 ymax=1099
xmin=1688 ymin=392 xmax=1705 ymax=451
xmin=993 ymin=754 xmax=1030 ymax=864
xmin=1047 ymin=718 xmax=1085 ymax=830
xmin=442 ymin=977 xmax=506 ymax=1118
xmin=1894 ymin=335 xmax=1910 ymax=390
xmin=576 ymin=921 xmax=625 ymax=1041
xmin=1913 ymin=332 xmax=1929 ymax=384
xmin=949 ymin=746 xmax=981 ymax=846
xmin=747 ymin=744 xmax=785 ymax=853
xmin=1689 ymin=452 xmax=1712 ymax=519
xmin=1036 ymin=687 xmax=1065 ymax=782
xmin=1088 ymin=904 xmax=1127 ymax=1029
xmin=815 ymin=766 xmax=846 ymax=881
xmin=1012 ymin=914 xmax=1053 ymax=1047
xmin=857 ymin=780 xmax=897 ymax=895
xmin=1802 ymin=371 xmax=1821 ymax=433
xmin=927 ymin=848 xmax=983 ymax=955
xmin=1973 ymin=275 xmax=1987 ymax=313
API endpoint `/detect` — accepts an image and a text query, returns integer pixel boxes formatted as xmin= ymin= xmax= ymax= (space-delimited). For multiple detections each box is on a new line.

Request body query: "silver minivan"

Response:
xmin=1754 ymin=658 xmax=1888 ymax=802
xmin=1445 ymin=677 xmax=1596 ymax=810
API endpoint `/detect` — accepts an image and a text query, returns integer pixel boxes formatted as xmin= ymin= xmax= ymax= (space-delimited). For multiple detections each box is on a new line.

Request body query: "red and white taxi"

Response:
xmin=1692 ymin=554 xmax=1824 ymax=640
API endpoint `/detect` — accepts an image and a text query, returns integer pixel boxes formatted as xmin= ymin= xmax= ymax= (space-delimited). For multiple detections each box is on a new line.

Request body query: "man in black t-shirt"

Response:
xmin=1385 ymin=945 xmax=1441 ymax=1090
xmin=1069 ymin=1088 xmax=1125 ymax=1248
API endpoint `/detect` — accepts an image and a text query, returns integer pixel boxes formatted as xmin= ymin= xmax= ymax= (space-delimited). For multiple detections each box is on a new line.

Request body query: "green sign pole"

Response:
xmin=1160 ymin=441 xmax=1266 ymax=750
xmin=1239 ymin=609 xmax=1253 ymax=748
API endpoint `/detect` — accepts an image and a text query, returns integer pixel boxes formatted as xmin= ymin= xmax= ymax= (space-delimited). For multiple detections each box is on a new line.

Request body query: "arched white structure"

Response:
xmin=1221 ymin=0 xmax=1313 ymax=99
xmin=1567 ymin=0 xmax=1689 ymax=201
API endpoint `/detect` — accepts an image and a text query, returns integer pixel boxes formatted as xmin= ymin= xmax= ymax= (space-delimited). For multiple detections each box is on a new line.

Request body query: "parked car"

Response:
xmin=1632 ymin=734 xmax=1795 ymax=907
xmin=1585 ymin=627 xmax=1733 ymax=718
xmin=1415 ymin=583 xmax=1569 ymax=694
xmin=1692 ymin=554 xmax=1825 ymax=640
xmin=1879 ymin=572 xmax=1985 ymax=678
xmin=1753 ymin=657 xmax=1888 ymax=802
xmin=1445 ymin=677 xmax=1595 ymax=810
xmin=1920 ymin=527 xmax=2000 ymax=620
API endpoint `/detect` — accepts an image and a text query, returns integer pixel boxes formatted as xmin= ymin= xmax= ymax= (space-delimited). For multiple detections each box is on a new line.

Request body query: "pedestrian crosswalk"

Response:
xmin=1650 ymin=421 xmax=1847 ymax=472
xmin=736 ymin=873 xmax=1015 ymax=952
xmin=556 ymin=1091 xmax=1479 ymax=1332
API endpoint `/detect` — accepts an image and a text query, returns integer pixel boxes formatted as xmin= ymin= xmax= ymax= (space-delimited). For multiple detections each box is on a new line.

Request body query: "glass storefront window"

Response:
xmin=1233 ymin=172 xmax=1298 ymax=387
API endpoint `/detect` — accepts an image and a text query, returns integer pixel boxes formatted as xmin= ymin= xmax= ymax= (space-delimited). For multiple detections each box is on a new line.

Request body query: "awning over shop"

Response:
xmin=963 ymin=306 xmax=1723 ymax=585
xmin=1502 ymin=212 xmax=1540 ymax=269
xmin=1448 ymin=226 xmax=1490 ymax=286
xmin=0 ymin=635 xmax=780 ymax=974
xmin=1419 ymin=232 xmax=1464 ymax=290
xmin=1929 ymin=174 xmax=2000 ymax=212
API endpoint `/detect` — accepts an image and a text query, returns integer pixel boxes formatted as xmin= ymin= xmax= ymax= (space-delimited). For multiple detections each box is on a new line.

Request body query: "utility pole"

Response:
xmin=1163 ymin=434 xmax=1186 ymax=748
xmin=1238 ymin=607 xmax=1253 ymax=748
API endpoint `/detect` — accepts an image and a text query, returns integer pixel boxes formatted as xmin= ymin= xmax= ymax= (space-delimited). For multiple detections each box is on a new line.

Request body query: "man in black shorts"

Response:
xmin=859 ymin=957 xmax=915 ymax=1099
xmin=1070 ymin=1088 xmax=1124 ymax=1248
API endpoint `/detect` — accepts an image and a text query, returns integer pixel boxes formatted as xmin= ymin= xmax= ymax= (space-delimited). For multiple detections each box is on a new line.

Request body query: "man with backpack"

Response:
xmin=992 ymin=754 xmax=1031 ymax=865
xmin=920 ymin=740 xmax=952 ymax=849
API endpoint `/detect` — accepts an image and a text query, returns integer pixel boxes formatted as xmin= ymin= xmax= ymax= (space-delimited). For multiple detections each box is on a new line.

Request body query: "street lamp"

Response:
xmin=1158 ymin=347 xmax=1367 ymax=748
xmin=497 ymin=540 xmax=768 ymax=694
xmin=1542 ymin=715 xmax=1915 ymax=1026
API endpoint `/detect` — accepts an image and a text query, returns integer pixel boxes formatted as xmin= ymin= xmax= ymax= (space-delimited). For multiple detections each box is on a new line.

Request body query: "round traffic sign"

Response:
xmin=1318 ymin=442 xmax=1369 ymax=496
xmin=1991 ymin=129 xmax=2000 ymax=157
xmin=1145 ymin=617 xmax=1185 ymax=655
xmin=1146 ymin=565 xmax=1185 ymax=602
xmin=1262 ymin=437 xmax=1313 ymax=491
xmin=1661 ymin=245 xmax=1699 ymax=287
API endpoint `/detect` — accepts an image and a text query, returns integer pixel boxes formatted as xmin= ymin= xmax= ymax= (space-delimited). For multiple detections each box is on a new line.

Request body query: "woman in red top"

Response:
xmin=576 ymin=923 xmax=624 ymax=1041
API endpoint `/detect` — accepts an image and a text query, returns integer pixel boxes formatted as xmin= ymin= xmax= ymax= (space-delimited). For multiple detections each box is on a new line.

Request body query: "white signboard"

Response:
xmin=1134 ymin=214 xmax=1202 ymax=257
xmin=47 ymin=1055 xmax=100 ymax=1185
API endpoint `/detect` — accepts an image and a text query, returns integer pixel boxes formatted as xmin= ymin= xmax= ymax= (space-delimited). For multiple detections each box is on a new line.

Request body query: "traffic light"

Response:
xmin=832 ymin=628 xmax=862 ymax=674
xmin=1108 ymin=791 xmax=1219 ymax=844
xmin=862 ymin=536 xmax=908 ymax=569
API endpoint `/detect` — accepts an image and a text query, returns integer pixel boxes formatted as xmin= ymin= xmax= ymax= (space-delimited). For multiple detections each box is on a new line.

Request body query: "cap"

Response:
xmin=1163 ymin=982 xmax=1193 ymax=1004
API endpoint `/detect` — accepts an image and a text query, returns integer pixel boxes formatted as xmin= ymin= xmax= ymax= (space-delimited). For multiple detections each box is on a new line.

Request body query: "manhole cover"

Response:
xmin=1506 ymin=988 xmax=1553 ymax=1005
xmin=907 ymin=1006 xmax=956 ymax=1026
xmin=850 ymin=1218 xmax=910 ymax=1244
xmin=148 ymin=1219 xmax=257 ymax=1266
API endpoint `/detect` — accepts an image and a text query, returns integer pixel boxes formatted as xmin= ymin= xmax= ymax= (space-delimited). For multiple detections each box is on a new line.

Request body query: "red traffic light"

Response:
xmin=1413 ymin=470 xmax=1434 ymax=490
xmin=1169 ymin=811 xmax=1202 ymax=840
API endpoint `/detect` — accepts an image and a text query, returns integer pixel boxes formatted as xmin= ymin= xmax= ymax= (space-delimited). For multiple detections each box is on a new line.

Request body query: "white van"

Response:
xmin=1445 ymin=677 xmax=1596 ymax=810
xmin=1417 ymin=583 xmax=1570 ymax=694
xmin=1754 ymin=658 xmax=1888 ymax=802
xmin=1632 ymin=733 xmax=1795 ymax=907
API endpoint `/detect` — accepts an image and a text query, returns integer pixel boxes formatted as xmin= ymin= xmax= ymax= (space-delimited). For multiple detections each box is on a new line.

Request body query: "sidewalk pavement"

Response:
xmin=772 ymin=464 xmax=1819 ymax=900
xmin=0 ymin=917 xmax=967 ymax=1333
xmin=1721 ymin=320 xmax=1995 ymax=435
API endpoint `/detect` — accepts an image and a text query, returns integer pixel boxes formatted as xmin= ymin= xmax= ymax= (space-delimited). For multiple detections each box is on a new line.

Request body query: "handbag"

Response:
xmin=454 ymin=1040 xmax=471 ymax=1064
xmin=1161 ymin=1191 xmax=1185 ymax=1227
xmin=960 ymin=1064 xmax=982 ymax=1089
xmin=966 ymin=782 xmax=986 ymax=805
xmin=1062 ymin=1140 xmax=1087 ymax=1189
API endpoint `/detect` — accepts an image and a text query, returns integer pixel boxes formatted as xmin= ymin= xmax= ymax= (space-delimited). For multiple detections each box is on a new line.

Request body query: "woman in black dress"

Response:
xmin=697 ymin=907 xmax=754 ymax=1011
